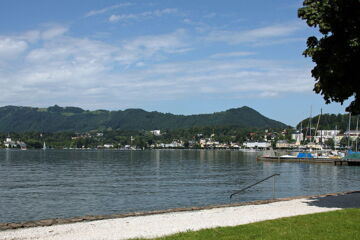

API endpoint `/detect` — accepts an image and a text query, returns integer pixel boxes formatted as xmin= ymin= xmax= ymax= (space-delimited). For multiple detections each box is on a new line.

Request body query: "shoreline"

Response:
xmin=1 ymin=190 xmax=359 ymax=231
xmin=1 ymin=191 xmax=359 ymax=240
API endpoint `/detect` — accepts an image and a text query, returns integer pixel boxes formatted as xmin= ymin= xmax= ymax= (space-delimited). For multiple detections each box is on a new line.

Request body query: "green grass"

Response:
xmin=137 ymin=209 xmax=360 ymax=240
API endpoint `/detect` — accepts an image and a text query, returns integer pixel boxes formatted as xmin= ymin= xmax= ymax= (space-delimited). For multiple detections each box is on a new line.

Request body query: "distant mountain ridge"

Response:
xmin=0 ymin=105 xmax=288 ymax=132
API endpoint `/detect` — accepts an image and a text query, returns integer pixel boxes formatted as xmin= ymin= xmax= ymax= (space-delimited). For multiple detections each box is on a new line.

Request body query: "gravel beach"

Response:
xmin=1 ymin=192 xmax=359 ymax=240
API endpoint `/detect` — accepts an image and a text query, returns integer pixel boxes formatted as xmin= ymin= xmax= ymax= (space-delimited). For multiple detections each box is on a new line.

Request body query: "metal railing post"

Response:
xmin=230 ymin=173 xmax=280 ymax=199
xmin=272 ymin=175 xmax=275 ymax=199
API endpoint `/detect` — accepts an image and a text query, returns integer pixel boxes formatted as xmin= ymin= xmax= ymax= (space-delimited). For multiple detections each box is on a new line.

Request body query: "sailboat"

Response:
xmin=43 ymin=142 xmax=47 ymax=150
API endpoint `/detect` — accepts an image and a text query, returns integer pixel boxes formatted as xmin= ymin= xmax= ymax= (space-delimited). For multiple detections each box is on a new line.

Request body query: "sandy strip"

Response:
xmin=1 ymin=192 xmax=359 ymax=240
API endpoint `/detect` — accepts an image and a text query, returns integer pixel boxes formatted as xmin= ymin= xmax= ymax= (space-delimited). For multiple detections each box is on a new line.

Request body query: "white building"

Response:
xmin=4 ymin=137 xmax=16 ymax=148
xmin=275 ymin=140 xmax=294 ymax=149
xmin=291 ymin=133 xmax=304 ymax=141
xmin=243 ymin=142 xmax=271 ymax=149
xmin=150 ymin=130 xmax=161 ymax=136
xmin=157 ymin=140 xmax=184 ymax=148
xmin=314 ymin=130 xmax=341 ymax=143
xmin=103 ymin=144 xmax=114 ymax=148
xmin=343 ymin=130 xmax=360 ymax=140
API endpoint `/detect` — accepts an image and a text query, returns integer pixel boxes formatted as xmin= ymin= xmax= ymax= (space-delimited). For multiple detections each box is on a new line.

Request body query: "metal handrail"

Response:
xmin=230 ymin=173 xmax=280 ymax=199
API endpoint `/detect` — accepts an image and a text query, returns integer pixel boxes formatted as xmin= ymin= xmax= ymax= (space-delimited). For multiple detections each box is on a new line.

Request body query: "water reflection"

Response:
xmin=0 ymin=149 xmax=359 ymax=223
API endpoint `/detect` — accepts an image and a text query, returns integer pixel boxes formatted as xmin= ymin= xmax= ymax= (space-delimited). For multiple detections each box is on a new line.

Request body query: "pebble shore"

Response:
xmin=1 ymin=191 xmax=359 ymax=240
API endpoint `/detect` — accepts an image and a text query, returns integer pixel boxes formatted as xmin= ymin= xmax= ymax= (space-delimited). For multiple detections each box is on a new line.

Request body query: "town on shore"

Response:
xmin=2 ymin=126 xmax=359 ymax=151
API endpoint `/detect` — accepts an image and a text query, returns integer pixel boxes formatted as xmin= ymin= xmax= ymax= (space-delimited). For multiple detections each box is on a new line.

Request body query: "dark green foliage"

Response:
xmin=0 ymin=105 xmax=288 ymax=133
xmin=297 ymin=113 xmax=357 ymax=131
xmin=298 ymin=0 xmax=360 ymax=114
xmin=325 ymin=138 xmax=335 ymax=148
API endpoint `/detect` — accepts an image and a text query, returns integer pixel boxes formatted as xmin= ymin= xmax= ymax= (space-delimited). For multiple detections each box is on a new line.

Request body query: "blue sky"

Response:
xmin=0 ymin=0 xmax=350 ymax=126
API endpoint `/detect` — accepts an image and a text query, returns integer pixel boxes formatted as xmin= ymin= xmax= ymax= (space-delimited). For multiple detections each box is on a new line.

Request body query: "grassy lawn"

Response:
xmin=137 ymin=209 xmax=360 ymax=240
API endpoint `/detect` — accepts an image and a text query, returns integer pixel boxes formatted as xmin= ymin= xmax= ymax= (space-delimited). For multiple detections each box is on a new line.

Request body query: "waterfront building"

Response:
xmin=343 ymin=130 xmax=360 ymax=141
xmin=314 ymin=130 xmax=341 ymax=143
xmin=243 ymin=141 xmax=271 ymax=149
xmin=3 ymin=137 xmax=17 ymax=148
xmin=291 ymin=133 xmax=304 ymax=142
xmin=275 ymin=140 xmax=294 ymax=149
xmin=103 ymin=144 xmax=114 ymax=148
xmin=150 ymin=130 xmax=161 ymax=136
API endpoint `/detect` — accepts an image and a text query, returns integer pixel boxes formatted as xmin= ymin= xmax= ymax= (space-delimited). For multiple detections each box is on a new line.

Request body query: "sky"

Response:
xmin=0 ymin=0 xmax=351 ymax=126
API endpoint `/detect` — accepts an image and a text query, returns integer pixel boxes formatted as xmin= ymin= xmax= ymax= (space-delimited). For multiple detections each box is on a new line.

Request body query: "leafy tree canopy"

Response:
xmin=298 ymin=0 xmax=360 ymax=114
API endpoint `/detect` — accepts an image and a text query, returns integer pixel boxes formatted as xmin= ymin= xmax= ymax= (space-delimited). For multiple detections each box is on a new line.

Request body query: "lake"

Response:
xmin=0 ymin=149 xmax=359 ymax=223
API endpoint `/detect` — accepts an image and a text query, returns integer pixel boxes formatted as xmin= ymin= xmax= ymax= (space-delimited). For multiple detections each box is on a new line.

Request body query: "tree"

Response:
xmin=325 ymin=138 xmax=335 ymax=149
xmin=298 ymin=0 xmax=360 ymax=114
xmin=339 ymin=136 xmax=350 ymax=148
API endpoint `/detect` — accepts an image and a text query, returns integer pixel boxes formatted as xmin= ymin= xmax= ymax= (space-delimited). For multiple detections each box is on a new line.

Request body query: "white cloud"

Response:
xmin=210 ymin=51 xmax=256 ymax=58
xmin=0 ymin=23 xmax=313 ymax=109
xmin=206 ymin=24 xmax=301 ymax=44
xmin=41 ymin=26 xmax=68 ymax=40
xmin=116 ymin=29 xmax=189 ymax=64
xmin=0 ymin=27 xmax=193 ymax=106
xmin=85 ymin=3 xmax=132 ymax=17
xmin=109 ymin=8 xmax=178 ymax=23
xmin=20 ymin=30 xmax=41 ymax=42
xmin=0 ymin=37 xmax=28 ymax=59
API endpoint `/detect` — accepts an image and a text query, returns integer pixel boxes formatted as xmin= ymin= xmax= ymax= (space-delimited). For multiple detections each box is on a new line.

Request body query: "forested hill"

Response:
xmin=0 ymin=105 xmax=288 ymax=132
xmin=297 ymin=113 xmax=358 ymax=132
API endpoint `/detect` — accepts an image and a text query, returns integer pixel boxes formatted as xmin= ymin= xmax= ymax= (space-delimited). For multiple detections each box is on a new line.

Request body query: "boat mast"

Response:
xmin=356 ymin=115 xmax=359 ymax=152
xmin=315 ymin=108 xmax=322 ymax=144
xmin=347 ymin=112 xmax=351 ymax=150
xmin=334 ymin=125 xmax=337 ymax=151
xmin=300 ymin=121 xmax=303 ymax=145
xmin=309 ymin=106 xmax=312 ymax=143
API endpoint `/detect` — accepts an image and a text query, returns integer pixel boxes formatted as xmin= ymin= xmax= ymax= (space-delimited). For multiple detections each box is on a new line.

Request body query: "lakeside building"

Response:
xmin=230 ymin=142 xmax=240 ymax=148
xmin=18 ymin=141 xmax=27 ymax=150
xmin=243 ymin=142 xmax=271 ymax=149
xmin=343 ymin=130 xmax=360 ymax=141
xmin=275 ymin=140 xmax=323 ymax=149
xmin=199 ymin=138 xmax=221 ymax=148
xmin=314 ymin=130 xmax=341 ymax=143
xmin=275 ymin=140 xmax=296 ymax=149
xmin=305 ymin=142 xmax=323 ymax=150
xmin=150 ymin=130 xmax=161 ymax=136
xmin=103 ymin=144 xmax=114 ymax=148
xmin=291 ymin=132 xmax=304 ymax=142
xmin=3 ymin=137 xmax=27 ymax=149
xmin=157 ymin=140 xmax=184 ymax=148
xmin=4 ymin=137 xmax=17 ymax=148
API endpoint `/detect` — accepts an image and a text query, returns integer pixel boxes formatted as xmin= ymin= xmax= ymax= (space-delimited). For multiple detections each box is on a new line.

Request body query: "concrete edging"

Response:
xmin=1 ymin=190 xmax=359 ymax=231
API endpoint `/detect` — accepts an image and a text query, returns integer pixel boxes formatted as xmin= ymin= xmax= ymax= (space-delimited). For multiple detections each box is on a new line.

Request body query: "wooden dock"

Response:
xmin=334 ymin=160 xmax=360 ymax=166
xmin=257 ymin=156 xmax=360 ymax=166
xmin=257 ymin=156 xmax=334 ymax=164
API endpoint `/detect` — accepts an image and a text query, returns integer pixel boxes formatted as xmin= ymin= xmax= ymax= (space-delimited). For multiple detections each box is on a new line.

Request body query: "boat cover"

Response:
xmin=344 ymin=152 xmax=360 ymax=160
xmin=296 ymin=152 xmax=313 ymax=158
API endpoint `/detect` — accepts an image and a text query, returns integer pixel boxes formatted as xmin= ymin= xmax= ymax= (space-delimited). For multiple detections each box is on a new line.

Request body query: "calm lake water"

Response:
xmin=0 ymin=149 xmax=360 ymax=223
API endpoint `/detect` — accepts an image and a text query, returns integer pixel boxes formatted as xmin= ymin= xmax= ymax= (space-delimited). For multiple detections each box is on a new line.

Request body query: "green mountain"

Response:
xmin=0 ymin=105 xmax=288 ymax=132
xmin=297 ymin=113 xmax=358 ymax=132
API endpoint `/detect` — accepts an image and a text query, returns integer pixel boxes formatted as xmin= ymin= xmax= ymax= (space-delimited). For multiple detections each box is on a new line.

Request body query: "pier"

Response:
xmin=257 ymin=156 xmax=360 ymax=166
xmin=256 ymin=156 xmax=335 ymax=164
xmin=334 ymin=160 xmax=360 ymax=166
